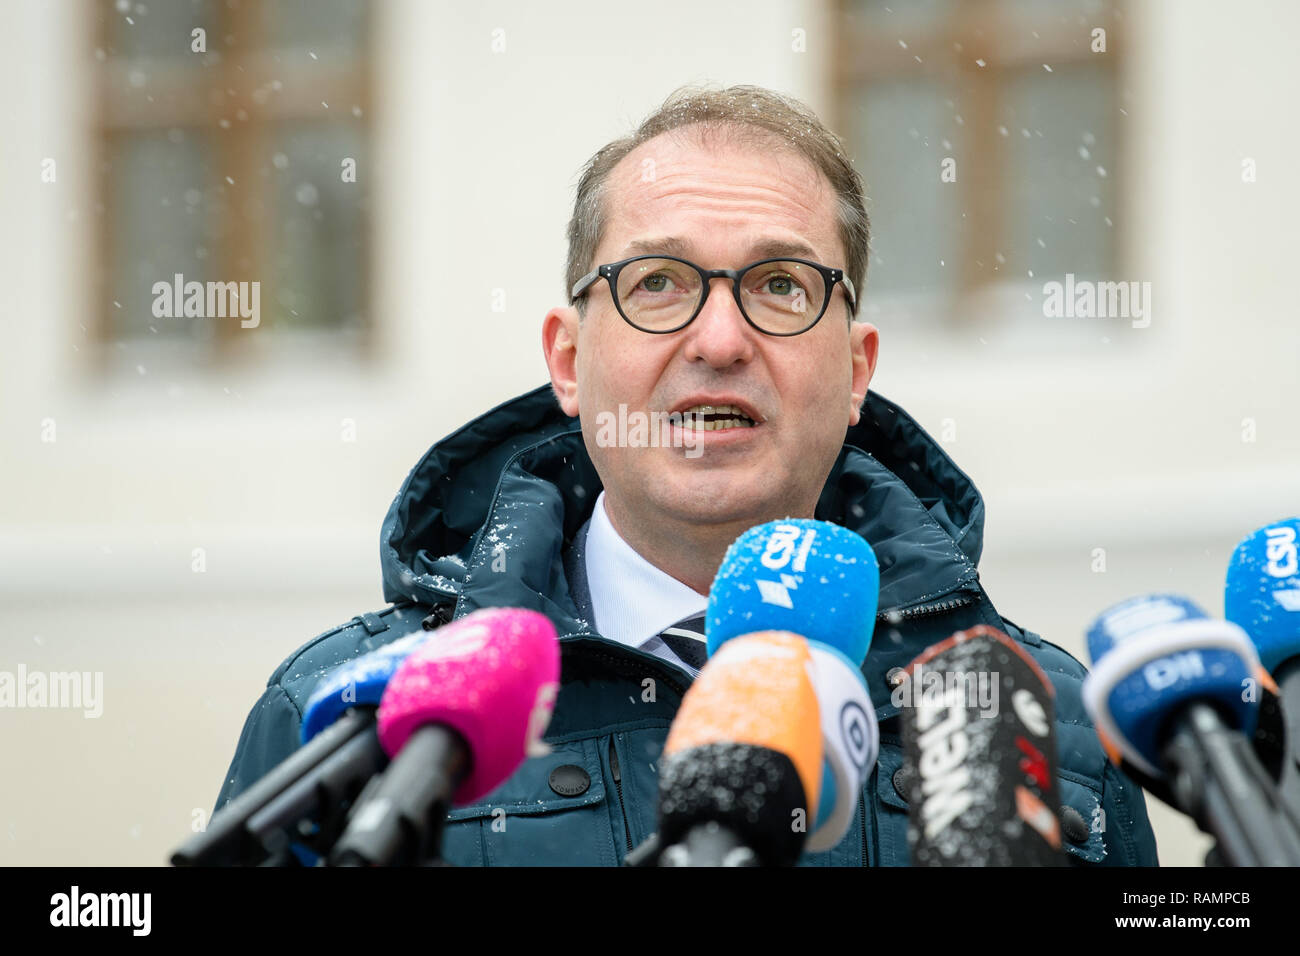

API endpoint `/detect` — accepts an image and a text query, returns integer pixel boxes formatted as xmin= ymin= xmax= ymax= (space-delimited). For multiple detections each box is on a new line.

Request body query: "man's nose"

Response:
xmin=682 ymin=278 xmax=756 ymax=367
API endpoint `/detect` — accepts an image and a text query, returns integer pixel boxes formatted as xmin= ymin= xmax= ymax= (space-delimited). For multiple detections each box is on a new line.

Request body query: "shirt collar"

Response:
xmin=584 ymin=491 xmax=708 ymax=650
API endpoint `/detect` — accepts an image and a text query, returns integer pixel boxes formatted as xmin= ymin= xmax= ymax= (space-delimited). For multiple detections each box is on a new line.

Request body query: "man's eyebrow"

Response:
xmin=621 ymin=236 xmax=695 ymax=258
xmin=619 ymin=236 xmax=827 ymax=263
xmin=746 ymin=237 xmax=823 ymax=262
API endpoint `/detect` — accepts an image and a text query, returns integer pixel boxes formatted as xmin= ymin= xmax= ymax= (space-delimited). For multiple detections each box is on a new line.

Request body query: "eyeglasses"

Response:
xmin=569 ymin=254 xmax=858 ymax=336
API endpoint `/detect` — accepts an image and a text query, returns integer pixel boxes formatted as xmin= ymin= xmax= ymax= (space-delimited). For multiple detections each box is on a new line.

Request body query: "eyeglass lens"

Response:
xmin=614 ymin=258 xmax=827 ymax=333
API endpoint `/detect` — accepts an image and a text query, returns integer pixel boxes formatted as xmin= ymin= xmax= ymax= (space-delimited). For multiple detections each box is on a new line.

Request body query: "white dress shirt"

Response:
xmin=585 ymin=491 xmax=708 ymax=675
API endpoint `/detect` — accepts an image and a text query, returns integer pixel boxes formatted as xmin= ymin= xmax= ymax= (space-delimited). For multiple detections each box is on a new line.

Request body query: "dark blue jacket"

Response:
xmin=215 ymin=385 xmax=1159 ymax=865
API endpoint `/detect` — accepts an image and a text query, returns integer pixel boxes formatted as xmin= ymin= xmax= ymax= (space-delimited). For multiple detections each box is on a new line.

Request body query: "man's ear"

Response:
xmin=542 ymin=305 xmax=581 ymax=417
xmin=848 ymin=321 xmax=879 ymax=427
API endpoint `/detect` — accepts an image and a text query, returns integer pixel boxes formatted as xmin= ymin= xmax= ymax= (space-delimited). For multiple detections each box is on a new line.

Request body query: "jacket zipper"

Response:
xmin=879 ymin=593 xmax=976 ymax=622
xmin=861 ymin=791 xmax=870 ymax=867
xmin=609 ymin=737 xmax=634 ymax=855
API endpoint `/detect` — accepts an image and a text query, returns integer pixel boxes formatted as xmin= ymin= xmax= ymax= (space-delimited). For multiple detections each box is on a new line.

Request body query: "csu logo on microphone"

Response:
xmin=1264 ymin=525 xmax=1298 ymax=578
xmin=756 ymin=524 xmax=817 ymax=608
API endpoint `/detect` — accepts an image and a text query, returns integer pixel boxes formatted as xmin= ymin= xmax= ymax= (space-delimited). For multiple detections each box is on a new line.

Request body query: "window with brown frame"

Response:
xmin=93 ymin=0 xmax=372 ymax=366
xmin=831 ymin=0 xmax=1124 ymax=323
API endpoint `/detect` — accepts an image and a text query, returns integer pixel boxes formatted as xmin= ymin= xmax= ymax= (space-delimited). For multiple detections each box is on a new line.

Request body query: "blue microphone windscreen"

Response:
xmin=1086 ymin=594 xmax=1211 ymax=666
xmin=707 ymin=519 xmax=879 ymax=664
xmin=301 ymin=631 xmax=429 ymax=742
xmin=1226 ymin=518 xmax=1300 ymax=673
xmin=1084 ymin=593 xmax=1258 ymax=776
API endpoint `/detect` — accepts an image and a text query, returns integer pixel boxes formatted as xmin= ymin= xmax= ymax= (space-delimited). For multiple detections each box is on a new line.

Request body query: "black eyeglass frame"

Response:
xmin=569 ymin=254 xmax=858 ymax=336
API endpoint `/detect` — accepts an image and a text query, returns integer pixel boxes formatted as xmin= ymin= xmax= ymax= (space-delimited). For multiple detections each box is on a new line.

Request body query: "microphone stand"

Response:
xmin=1276 ymin=661 xmax=1300 ymax=824
xmin=172 ymin=708 xmax=375 ymax=867
xmin=329 ymin=726 xmax=468 ymax=867
xmin=1163 ymin=702 xmax=1300 ymax=866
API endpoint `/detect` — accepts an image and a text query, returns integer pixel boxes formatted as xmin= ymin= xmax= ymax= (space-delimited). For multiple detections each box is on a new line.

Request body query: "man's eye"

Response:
xmin=760 ymin=274 xmax=799 ymax=296
xmin=638 ymin=274 xmax=676 ymax=293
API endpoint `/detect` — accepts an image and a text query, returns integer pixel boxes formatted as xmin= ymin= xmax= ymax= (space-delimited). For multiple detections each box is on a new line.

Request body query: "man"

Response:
xmin=216 ymin=84 xmax=1159 ymax=866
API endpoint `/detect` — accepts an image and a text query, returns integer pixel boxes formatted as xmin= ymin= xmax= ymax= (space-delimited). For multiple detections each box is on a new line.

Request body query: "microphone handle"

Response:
xmin=1275 ymin=657 xmax=1300 ymax=825
xmin=660 ymin=823 xmax=760 ymax=867
xmin=245 ymin=724 xmax=388 ymax=857
xmin=172 ymin=708 xmax=375 ymax=867
xmin=329 ymin=724 xmax=470 ymax=866
xmin=1163 ymin=702 xmax=1300 ymax=865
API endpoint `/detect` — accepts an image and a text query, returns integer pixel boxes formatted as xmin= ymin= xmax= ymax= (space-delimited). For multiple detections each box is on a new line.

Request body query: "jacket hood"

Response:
xmin=380 ymin=384 xmax=985 ymax=635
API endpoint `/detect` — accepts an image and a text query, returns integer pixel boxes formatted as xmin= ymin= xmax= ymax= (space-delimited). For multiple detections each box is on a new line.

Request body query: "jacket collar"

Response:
xmin=381 ymin=384 xmax=984 ymax=637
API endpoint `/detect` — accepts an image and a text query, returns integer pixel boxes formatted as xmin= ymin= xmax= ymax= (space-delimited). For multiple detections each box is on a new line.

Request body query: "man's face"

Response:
xmin=544 ymin=128 xmax=878 ymax=533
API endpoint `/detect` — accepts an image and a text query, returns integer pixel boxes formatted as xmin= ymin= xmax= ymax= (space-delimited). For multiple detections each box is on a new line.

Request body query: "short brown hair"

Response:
xmin=565 ymin=83 xmax=869 ymax=317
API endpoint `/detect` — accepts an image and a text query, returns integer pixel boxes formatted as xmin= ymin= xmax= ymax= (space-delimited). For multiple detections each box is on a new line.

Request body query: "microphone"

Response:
xmin=329 ymin=607 xmax=560 ymax=866
xmin=1083 ymin=593 xmax=1300 ymax=865
xmin=898 ymin=625 xmax=1066 ymax=866
xmin=1226 ymin=518 xmax=1300 ymax=820
xmin=706 ymin=519 xmax=878 ymax=663
xmin=172 ymin=629 xmax=434 ymax=866
xmin=706 ymin=518 xmax=880 ymax=851
xmin=300 ymin=630 xmax=432 ymax=742
xmin=803 ymin=640 xmax=879 ymax=852
xmin=656 ymin=631 xmax=824 ymax=866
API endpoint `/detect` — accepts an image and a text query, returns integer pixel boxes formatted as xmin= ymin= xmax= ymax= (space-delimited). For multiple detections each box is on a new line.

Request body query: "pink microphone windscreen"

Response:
xmin=377 ymin=606 xmax=561 ymax=804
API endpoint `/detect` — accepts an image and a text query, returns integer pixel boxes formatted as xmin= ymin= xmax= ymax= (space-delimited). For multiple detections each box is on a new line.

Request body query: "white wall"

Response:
xmin=1 ymin=0 xmax=1295 ymax=866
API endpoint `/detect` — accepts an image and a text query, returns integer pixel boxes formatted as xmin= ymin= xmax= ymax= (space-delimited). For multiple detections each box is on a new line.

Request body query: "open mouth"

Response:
xmin=676 ymin=404 xmax=758 ymax=431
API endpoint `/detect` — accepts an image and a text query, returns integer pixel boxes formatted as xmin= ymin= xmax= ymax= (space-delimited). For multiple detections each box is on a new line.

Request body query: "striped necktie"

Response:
xmin=659 ymin=612 xmax=708 ymax=670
